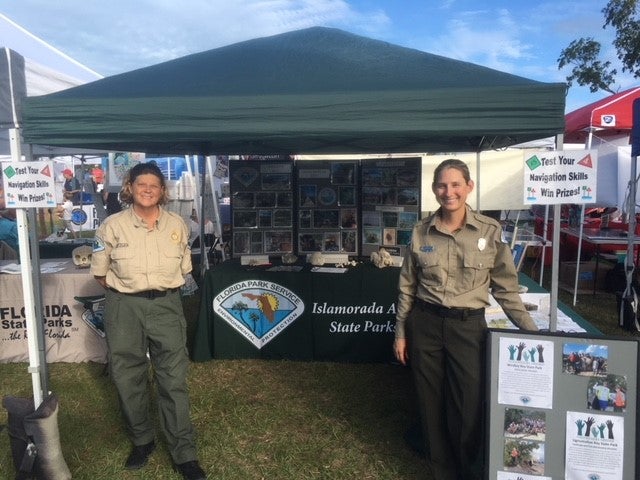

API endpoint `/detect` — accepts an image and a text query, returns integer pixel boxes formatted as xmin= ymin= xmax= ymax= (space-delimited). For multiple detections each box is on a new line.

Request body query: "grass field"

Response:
xmin=0 ymin=260 xmax=638 ymax=479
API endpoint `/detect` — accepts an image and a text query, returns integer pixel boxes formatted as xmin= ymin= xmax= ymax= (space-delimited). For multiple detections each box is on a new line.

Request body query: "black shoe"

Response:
xmin=124 ymin=441 xmax=156 ymax=469
xmin=173 ymin=460 xmax=206 ymax=480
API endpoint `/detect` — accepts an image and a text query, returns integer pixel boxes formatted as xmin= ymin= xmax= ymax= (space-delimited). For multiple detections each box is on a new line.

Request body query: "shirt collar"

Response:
xmin=428 ymin=205 xmax=480 ymax=232
xmin=129 ymin=205 xmax=166 ymax=228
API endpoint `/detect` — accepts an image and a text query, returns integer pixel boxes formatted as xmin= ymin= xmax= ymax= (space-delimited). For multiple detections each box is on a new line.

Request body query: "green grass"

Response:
xmin=1 ymin=261 xmax=638 ymax=479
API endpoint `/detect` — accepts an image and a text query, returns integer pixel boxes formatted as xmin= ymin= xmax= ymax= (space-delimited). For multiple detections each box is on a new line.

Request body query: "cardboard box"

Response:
xmin=560 ymin=261 xmax=610 ymax=292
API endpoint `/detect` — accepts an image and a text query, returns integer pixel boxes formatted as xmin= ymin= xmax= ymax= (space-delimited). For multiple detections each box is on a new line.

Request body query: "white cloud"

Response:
xmin=427 ymin=8 xmax=533 ymax=73
xmin=3 ymin=0 xmax=390 ymax=75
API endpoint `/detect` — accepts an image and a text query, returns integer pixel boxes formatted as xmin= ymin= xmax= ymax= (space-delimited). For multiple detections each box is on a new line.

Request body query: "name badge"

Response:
xmin=478 ymin=238 xmax=486 ymax=251
xmin=420 ymin=245 xmax=434 ymax=253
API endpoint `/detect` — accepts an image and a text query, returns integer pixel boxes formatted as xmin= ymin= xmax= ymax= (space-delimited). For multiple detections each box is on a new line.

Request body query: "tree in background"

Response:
xmin=558 ymin=0 xmax=640 ymax=94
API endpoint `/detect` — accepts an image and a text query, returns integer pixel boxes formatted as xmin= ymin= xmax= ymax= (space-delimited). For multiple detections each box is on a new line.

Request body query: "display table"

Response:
xmin=0 ymin=259 xmax=107 ymax=363
xmin=560 ymin=226 xmax=640 ymax=294
xmin=193 ymin=260 xmax=400 ymax=362
xmin=192 ymin=260 xmax=600 ymax=363
xmin=39 ymin=238 xmax=94 ymax=259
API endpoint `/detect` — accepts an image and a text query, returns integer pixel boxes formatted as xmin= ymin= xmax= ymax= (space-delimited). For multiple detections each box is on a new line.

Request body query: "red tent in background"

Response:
xmin=565 ymin=86 xmax=640 ymax=143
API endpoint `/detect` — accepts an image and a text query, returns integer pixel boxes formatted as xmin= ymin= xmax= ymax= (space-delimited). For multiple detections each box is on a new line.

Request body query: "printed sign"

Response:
xmin=1 ymin=161 xmax=57 ymax=208
xmin=523 ymin=150 xmax=597 ymax=205
xmin=213 ymin=280 xmax=305 ymax=348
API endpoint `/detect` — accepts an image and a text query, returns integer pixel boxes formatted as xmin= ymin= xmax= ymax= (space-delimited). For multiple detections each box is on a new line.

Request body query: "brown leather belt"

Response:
xmin=109 ymin=287 xmax=179 ymax=299
xmin=416 ymin=298 xmax=484 ymax=320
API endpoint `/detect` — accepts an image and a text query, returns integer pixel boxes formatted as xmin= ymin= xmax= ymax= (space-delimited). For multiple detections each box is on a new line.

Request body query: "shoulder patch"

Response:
xmin=93 ymin=236 xmax=106 ymax=253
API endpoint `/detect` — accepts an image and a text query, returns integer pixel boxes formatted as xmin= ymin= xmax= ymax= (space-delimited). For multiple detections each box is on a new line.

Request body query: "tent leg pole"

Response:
xmin=10 ymin=129 xmax=45 ymax=407
xmin=572 ymin=205 xmax=586 ymax=306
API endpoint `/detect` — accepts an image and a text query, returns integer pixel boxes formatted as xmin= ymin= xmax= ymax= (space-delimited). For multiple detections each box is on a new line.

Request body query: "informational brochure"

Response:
xmin=565 ymin=411 xmax=624 ymax=480
xmin=486 ymin=293 xmax=586 ymax=333
xmin=498 ymin=337 xmax=555 ymax=409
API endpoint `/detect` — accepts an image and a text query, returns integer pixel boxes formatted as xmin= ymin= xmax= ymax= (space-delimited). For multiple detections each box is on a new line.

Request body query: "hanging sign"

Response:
xmin=1 ymin=160 xmax=57 ymax=208
xmin=523 ymin=150 xmax=598 ymax=205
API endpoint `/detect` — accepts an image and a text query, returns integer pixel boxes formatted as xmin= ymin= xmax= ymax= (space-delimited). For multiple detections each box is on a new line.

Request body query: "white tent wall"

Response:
xmin=617 ymin=146 xmax=640 ymax=214
xmin=300 ymin=150 xmax=551 ymax=214
xmin=0 ymin=12 xmax=102 ymax=157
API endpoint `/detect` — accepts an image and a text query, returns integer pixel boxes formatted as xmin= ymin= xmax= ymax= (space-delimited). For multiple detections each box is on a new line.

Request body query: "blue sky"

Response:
xmin=2 ymin=0 xmax=637 ymax=113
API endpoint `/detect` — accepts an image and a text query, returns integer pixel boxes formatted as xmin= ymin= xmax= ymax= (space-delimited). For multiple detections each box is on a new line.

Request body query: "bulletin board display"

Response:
xmin=360 ymin=157 xmax=421 ymax=257
xmin=486 ymin=330 xmax=638 ymax=480
xmin=229 ymin=160 xmax=294 ymax=257
xmin=296 ymin=160 xmax=359 ymax=255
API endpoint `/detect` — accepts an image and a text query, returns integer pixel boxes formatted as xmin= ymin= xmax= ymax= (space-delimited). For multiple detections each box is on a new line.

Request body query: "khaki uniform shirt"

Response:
xmin=91 ymin=207 xmax=192 ymax=293
xmin=395 ymin=207 xmax=537 ymax=338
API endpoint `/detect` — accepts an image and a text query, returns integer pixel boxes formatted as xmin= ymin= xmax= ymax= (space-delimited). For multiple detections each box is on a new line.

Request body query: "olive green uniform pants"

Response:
xmin=407 ymin=304 xmax=487 ymax=480
xmin=104 ymin=289 xmax=197 ymax=465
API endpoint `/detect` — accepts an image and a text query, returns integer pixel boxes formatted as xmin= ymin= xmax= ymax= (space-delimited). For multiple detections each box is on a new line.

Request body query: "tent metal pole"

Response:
xmin=205 ymin=156 xmax=225 ymax=259
xmin=10 ymin=128 xmax=45 ymax=407
xmin=549 ymin=134 xmax=565 ymax=332
xmin=539 ymin=205 xmax=549 ymax=286
xmin=571 ymin=129 xmax=595 ymax=305
xmin=24 ymin=143 xmax=49 ymax=395
xmin=572 ymin=205 xmax=586 ymax=306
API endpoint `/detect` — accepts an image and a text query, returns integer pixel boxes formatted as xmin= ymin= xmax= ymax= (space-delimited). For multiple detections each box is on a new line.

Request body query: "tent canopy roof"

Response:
xmin=564 ymin=86 xmax=640 ymax=143
xmin=23 ymin=27 xmax=566 ymax=155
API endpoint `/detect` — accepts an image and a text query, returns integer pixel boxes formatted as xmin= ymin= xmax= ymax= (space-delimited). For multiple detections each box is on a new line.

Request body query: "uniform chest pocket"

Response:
xmin=463 ymin=251 xmax=495 ymax=270
xmin=417 ymin=252 xmax=444 ymax=286
xmin=162 ymin=244 xmax=183 ymax=260
xmin=462 ymin=251 xmax=495 ymax=289
xmin=110 ymin=247 xmax=140 ymax=275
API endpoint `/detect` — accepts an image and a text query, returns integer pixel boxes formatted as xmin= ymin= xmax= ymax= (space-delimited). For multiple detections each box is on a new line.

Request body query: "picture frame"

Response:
xmin=264 ymin=231 xmax=293 ymax=253
xmin=233 ymin=232 xmax=250 ymax=254
xmin=383 ymin=228 xmax=397 ymax=246
xmin=299 ymin=233 xmax=323 ymax=252
xmin=261 ymin=173 xmax=291 ymax=190
xmin=233 ymin=210 xmax=258 ymax=228
xmin=313 ymin=209 xmax=339 ymax=229
xmin=299 ymin=185 xmax=317 ymax=207
xmin=273 ymin=209 xmax=292 ymax=228
xmin=323 ymin=232 xmax=340 ymax=252
xmin=338 ymin=186 xmax=356 ymax=206
xmin=341 ymin=230 xmax=357 ymax=253
xmin=340 ymin=208 xmax=357 ymax=228
xmin=232 ymin=191 xmax=254 ymax=209
xmin=331 ymin=162 xmax=356 ymax=185
xmin=363 ymin=228 xmax=381 ymax=244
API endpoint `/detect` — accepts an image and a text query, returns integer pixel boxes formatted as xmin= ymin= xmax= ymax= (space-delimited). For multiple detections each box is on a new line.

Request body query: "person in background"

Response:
xmin=394 ymin=158 xmax=538 ymax=480
xmin=62 ymin=168 xmax=82 ymax=205
xmin=90 ymin=162 xmax=206 ymax=480
xmin=0 ymin=208 xmax=19 ymax=253
xmin=56 ymin=191 xmax=77 ymax=239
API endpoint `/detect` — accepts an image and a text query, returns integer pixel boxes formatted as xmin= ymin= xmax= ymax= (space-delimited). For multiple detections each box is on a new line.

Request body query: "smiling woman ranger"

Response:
xmin=90 ymin=162 xmax=206 ymax=480
xmin=394 ymin=158 xmax=538 ymax=480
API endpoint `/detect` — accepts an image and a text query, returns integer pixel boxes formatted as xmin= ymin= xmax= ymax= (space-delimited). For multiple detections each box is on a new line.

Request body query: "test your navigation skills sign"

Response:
xmin=523 ymin=150 xmax=597 ymax=205
xmin=1 ymin=161 xmax=57 ymax=208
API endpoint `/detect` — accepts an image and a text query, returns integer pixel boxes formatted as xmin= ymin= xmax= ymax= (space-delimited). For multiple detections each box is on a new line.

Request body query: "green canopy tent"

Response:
xmin=21 ymin=26 xmax=566 ymax=155
xmin=15 ymin=26 xmax=568 ymax=406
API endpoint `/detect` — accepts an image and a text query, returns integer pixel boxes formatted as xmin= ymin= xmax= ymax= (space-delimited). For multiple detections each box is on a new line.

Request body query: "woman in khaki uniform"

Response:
xmin=91 ymin=162 xmax=205 ymax=480
xmin=394 ymin=159 xmax=538 ymax=480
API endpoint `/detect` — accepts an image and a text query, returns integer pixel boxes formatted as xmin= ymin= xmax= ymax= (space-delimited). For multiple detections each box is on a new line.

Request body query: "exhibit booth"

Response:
xmin=15 ymin=25 xmax=639 ymax=479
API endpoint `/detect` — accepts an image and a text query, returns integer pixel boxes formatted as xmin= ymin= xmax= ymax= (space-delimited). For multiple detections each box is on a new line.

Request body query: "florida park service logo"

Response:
xmin=213 ymin=280 xmax=304 ymax=348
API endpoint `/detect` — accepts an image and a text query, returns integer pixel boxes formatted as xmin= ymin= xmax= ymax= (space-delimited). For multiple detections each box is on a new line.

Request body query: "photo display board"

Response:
xmin=486 ymin=330 xmax=638 ymax=480
xmin=229 ymin=160 xmax=294 ymax=257
xmin=296 ymin=160 xmax=359 ymax=255
xmin=360 ymin=157 xmax=421 ymax=257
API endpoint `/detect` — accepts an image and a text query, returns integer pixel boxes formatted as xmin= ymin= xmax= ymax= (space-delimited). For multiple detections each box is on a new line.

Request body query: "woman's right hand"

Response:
xmin=394 ymin=338 xmax=408 ymax=366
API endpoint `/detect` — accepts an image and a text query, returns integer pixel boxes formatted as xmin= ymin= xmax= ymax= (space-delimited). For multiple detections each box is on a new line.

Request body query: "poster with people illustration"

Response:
xmin=498 ymin=337 xmax=555 ymax=409
xmin=565 ymin=411 xmax=624 ymax=480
